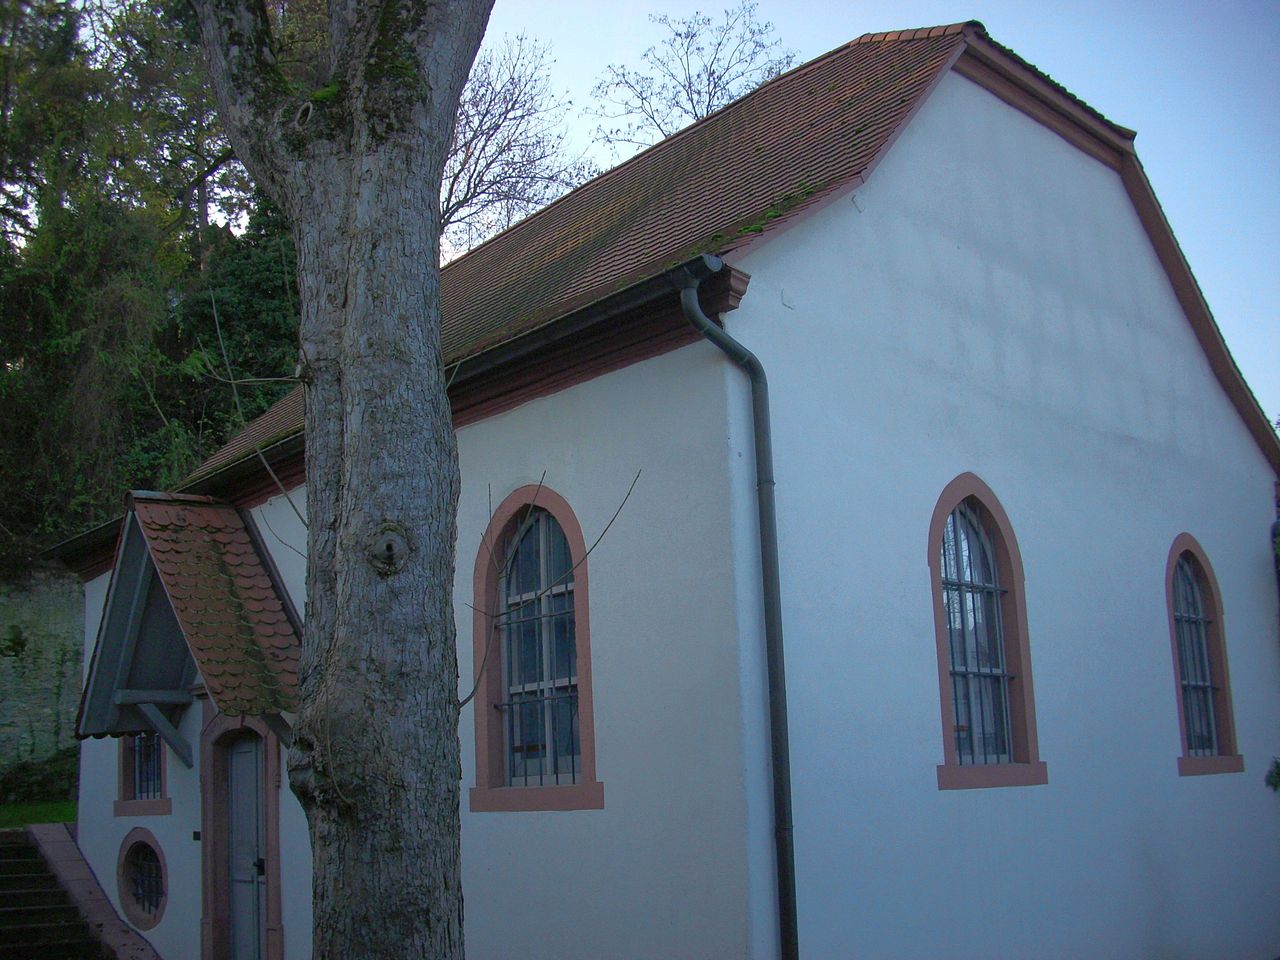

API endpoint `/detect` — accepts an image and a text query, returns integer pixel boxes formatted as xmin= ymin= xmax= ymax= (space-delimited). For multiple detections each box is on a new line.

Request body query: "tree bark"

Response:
xmin=189 ymin=2 xmax=493 ymax=957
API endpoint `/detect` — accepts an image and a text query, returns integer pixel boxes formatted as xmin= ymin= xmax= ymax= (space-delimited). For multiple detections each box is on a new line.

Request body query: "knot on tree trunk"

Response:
xmin=368 ymin=521 xmax=412 ymax=575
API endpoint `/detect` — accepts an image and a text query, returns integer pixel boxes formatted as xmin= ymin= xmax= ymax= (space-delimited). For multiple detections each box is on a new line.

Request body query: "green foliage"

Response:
xmin=0 ymin=745 xmax=78 ymax=803
xmin=0 ymin=191 xmax=300 ymax=571
xmin=0 ymin=800 xmax=75 ymax=826
xmin=309 ymin=81 xmax=341 ymax=103
xmin=174 ymin=197 xmax=300 ymax=432
xmin=84 ymin=0 xmax=253 ymax=231
xmin=0 ymin=1 xmax=301 ymax=575
xmin=1267 ymin=758 xmax=1280 ymax=792
xmin=0 ymin=1 xmax=111 ymax=240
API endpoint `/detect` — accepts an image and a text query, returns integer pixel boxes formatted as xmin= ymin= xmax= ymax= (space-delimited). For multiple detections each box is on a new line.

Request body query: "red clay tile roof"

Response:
xmin=192 ymin=24 xmax=977 ymax=480
xmin=438 ymin=23 xmax=973 ymax=362
xmin=193 ymin=21 xmax=1171 ymax=486
xmin=132 ymin=493 xmax=300 ymax=716
xmin=196 ymin=385 xmax=303 ymax=478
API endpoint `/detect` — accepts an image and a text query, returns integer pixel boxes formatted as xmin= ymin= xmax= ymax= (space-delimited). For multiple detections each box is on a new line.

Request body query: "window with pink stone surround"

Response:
xmin=470 ymin=484 xmax=603 ymax=812
xmin=115 ymin=732 xmax=172 ymax=817
xmin=1165 ymin=533 xmax=1243 ymax=777
xmin=117 ymin=827 xmax=167 ymax=930
xmin=928 ymin=473 xmax=1047 ymax=790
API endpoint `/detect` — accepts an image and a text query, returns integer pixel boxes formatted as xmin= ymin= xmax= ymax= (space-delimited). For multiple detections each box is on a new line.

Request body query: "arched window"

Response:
xmin=1166 ymin=535 xmax=1241 ymax=776
xmin=500 ymin=508 xmax=580 ymax=786
xmin=470 ymin=485 xmax=604 ymax=811
xmin=940 ymin=499 xmax=1012 ymax=765
xmin=928 ymin=474 xmax=1047 ymax=790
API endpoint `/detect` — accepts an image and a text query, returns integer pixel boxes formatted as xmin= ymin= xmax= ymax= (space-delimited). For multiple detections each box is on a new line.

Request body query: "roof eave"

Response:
xmin=447 ymin=254 xmax=747 ymax=381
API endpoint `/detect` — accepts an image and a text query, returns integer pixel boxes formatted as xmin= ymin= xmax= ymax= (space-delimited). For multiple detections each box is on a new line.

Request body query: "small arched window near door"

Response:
xmin=1166 ymin=534 xmax=1242 ymax=776
xmin=928 ymin=474 xmax=1047 ymax=790
xmin=470 ymin=484 xmax=603 ymax=812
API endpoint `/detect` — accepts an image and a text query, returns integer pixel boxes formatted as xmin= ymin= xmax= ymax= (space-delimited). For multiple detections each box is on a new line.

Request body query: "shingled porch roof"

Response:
xmin=130 ymin=493 xmax=300 ymax=715
xmin=77 ymin=493 xmax=300 ymax=743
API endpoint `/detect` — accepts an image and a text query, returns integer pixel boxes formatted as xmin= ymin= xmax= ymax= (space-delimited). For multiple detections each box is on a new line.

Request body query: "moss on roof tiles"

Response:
xmin=133 ymin=496 xmax=300 ymax=717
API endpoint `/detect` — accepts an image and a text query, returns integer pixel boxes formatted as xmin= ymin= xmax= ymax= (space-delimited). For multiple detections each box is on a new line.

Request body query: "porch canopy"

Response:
xmin=76 ymin=492 xmax=301 ymax=767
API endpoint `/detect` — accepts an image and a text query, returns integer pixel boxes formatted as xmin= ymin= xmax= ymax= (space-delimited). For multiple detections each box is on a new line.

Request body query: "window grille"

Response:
xmin=1173 ymin=554 xmax=1219 ymax=756
xmin=498 ymin=508 xmax=580 ymax=786
xmin=133 ymin=732 xmax=163 ymax=800
xmin=940 ymin=499 xmax=1013 ymax=765
xmin=125 ymin=842 xmax=164 ymax=915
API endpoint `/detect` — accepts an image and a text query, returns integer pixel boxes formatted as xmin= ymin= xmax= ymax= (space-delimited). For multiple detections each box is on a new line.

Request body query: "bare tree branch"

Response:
xmin=440 ymin=33 xmax=594 ymax=256
xmin=588 ymin=1 xmax=794 ymax=156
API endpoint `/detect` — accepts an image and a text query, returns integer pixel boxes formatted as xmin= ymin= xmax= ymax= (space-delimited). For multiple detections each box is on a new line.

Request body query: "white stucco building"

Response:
xmin=58 ymin=22 xmax=1280 ymax=960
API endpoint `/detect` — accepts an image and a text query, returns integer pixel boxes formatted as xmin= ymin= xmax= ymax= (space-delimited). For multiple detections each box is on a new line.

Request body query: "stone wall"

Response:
xmin=0 ymin=570 xmax=82 ymax=770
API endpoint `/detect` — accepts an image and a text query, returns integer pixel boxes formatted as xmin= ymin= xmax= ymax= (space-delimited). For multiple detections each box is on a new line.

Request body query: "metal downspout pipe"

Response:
xmin=676 ymin=254 xmax=799 ymax=960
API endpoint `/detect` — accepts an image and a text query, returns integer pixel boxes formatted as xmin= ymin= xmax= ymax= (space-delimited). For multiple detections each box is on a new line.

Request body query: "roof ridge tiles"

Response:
xmin=854 ymin=21 xmax=981 ymax=44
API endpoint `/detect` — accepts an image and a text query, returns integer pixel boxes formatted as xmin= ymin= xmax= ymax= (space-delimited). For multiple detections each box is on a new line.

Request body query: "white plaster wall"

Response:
xmin=77 ymin=571 xmax=205 ymax=960
xmin=454 ymin=343 xmax=758 ymax=960
xmin=725 ymin=69 xmax=1280 ymax=959
xmin=275 ymin=741 xmax=313 ymax=960
xmin=246 ymin=348 xmax=759 ymax=959
xmin=251 ymin=487 xmax=308 ymax=616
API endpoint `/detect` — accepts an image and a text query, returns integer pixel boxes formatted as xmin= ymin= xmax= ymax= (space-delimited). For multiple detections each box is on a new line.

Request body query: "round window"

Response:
xmin=117 ymin=829 xmax=167 ymax=929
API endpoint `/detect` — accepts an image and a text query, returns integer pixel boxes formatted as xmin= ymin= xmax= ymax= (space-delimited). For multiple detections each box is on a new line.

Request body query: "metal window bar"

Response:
xmin=129 ymin=845 xmax=164 ymax=914
xmin=134 ymin=733 xmax=162 ymax=800
xmin=1173 ymin=557 xmax=1219 ymax=756
xmin=941 ymin=503 xmax=1013 ymax=765
xmin=498 ymin=509 xmax=581 ymax=786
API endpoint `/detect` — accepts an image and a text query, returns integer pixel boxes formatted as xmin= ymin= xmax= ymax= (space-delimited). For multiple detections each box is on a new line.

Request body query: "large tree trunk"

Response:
xmin=190 ymin=3 xmax=493 ymax=957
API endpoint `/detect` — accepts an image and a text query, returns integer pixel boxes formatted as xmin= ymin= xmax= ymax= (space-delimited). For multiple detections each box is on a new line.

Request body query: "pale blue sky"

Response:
xmin=485 ymin=0 xmax=1279 ymax=425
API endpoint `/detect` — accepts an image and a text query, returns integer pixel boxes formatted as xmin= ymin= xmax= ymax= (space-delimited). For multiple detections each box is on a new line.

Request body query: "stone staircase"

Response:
xmin=0 ymin=829 xmax=110 ymax=959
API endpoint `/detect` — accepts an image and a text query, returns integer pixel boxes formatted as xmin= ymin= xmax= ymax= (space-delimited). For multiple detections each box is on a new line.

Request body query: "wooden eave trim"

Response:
xmin=46 ymin=518 xmax=123 ymax=582
xmin=75 ymin=518 xmax=137 ymax=737
xmin=955 ymin=41 xmax=1132 ymax=170
xmin=1118 ymin=155 xmax=1280 ymax=473
xmin=180 ymin=434 xmax=305 ymax=508
xmin=194 ymin=264 xmax=753 ymax=498
xmin=239 ymin=508 xmax=304 ymax=637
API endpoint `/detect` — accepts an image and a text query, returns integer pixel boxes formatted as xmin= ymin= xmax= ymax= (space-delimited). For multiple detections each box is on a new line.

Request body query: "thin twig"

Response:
xmin=135 ymin=367 xmax=171 ymax=429
xmin=204 ymin=369 xmax=302 ymax=387
xmin=210 ymin=289 xmax=308 ymax=529
xmin=458 ymin=469 xmax=640 ymax=709
xmin=258 ymin=505 xmax=307 ymax=561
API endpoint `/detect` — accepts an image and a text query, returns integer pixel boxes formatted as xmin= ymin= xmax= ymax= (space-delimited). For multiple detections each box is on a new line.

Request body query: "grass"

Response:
xmin=0 ymin=801 xmax=76 ymax=829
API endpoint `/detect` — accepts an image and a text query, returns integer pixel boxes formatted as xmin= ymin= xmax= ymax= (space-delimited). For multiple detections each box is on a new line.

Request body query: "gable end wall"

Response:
xmin=725 ymin=68 xmax=1280 ymax=959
